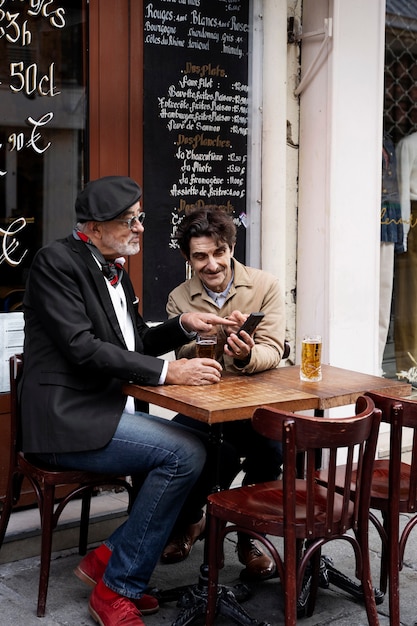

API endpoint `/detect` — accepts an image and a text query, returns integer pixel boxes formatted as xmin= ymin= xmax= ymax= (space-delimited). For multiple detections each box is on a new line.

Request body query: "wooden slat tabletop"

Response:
xmin=123 ymin=372 xmax=318 ymax=424
xmin=269 ymin=364 xmax=412 ymax=410
xmin=124 ymin=365 xmax=411 ymax=424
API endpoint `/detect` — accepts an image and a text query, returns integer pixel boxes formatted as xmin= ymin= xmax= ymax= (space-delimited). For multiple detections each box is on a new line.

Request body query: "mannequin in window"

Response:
xmin=380 ymin=132 xmax=403 ymax=374
xmin=394 ymin=131 xmax=417 ymax=372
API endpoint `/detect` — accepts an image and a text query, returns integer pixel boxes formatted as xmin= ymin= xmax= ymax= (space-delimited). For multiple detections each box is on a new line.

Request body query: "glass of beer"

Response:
xmin=300 ymin=335 xmax=322 ymax=381
xmin=196 ymin=334 xmax=217 ymax=359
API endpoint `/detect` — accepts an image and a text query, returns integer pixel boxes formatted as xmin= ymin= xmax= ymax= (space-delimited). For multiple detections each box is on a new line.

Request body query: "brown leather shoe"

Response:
xmin=237 ymin=535 xmax=276 ymax=581
xmin=161 ymin=514 xmax=206 ymax=564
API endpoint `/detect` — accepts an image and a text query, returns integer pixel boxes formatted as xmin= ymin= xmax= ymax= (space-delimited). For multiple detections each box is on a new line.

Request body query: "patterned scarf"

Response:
xmin=74 ymin=229 xmax=124 ymax=287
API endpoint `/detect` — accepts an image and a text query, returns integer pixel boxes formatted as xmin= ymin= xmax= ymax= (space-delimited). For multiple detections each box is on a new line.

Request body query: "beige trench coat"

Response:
xmin=166 ymin=258 xmax=285 ymax=374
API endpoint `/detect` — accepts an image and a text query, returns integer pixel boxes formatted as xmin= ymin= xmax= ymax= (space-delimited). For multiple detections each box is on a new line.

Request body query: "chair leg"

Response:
xmin=360 ymin=538 xmax=380 ymax=626
xmin=37 ymin=484 xmax=56 ymax=618
xmin=284 ymin=539 xmax=297 ymax=626
xmin=0 ymin=489 xmax=14 ymax=548
xmin=0 ymin=472 xmax=23 ymax=548
xmin=79 ymin=489 xmax=92 ymax=556
xmin=205 ymin=515 xmax=222 ymax=626
xmin=387 ymin=512 xmax=400 ymax=626
xmin=379 ymin=512 xmax=389 ymax=594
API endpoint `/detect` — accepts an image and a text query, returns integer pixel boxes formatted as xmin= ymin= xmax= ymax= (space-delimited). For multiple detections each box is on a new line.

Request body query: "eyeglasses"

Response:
xmin=113 ymin=213 xmax=146 ymax=230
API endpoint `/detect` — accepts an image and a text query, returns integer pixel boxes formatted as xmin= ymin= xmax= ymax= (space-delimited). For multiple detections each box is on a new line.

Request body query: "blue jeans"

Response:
xmin=35 ymin=411 xmax=206 ymax=599
xmin=171 ymin=414 xmax=283 ymax=526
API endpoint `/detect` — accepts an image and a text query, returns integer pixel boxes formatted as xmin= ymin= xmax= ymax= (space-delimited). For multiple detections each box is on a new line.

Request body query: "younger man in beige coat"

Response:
xmin=163 ymin=207 xmax=286 ymax=582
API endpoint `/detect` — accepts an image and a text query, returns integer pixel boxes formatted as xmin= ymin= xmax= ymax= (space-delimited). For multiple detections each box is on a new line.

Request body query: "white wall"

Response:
xmin=251 ymin=0 xmax=300 ymax=358
xmin=296 ymin=0 xmax=386 ymax=374
xmin=261 ymin=0 xmax=288 ymax=289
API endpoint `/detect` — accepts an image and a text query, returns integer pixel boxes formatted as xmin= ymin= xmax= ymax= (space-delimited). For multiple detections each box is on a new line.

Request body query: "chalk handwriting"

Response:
xmin=0 ymin=218 xmax=28 ymax=267
xmin=0 ymin=2 xmax=65 ymax=174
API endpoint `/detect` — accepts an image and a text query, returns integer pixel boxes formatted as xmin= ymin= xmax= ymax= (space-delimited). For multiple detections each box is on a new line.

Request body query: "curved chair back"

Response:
xmin=205 ymin=396 xmax=381 ymax=626
xmin=364 ymin=390 xmax=417 ymax=626
xmin=0 ymin=354 xmax=132 ymax=617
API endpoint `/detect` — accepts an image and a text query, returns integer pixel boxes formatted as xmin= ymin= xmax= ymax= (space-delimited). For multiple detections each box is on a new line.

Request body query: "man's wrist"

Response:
xmin=179 ymin=314 xmax=197 ymax=339
xmin=158 ymin=360 xmax=168 ymax=384
xmin=233 ymin=353 xmax=251 ymax=368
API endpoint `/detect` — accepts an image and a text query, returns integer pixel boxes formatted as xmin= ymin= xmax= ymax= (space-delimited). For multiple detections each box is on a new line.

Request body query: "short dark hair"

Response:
xmin=175 ymin=208 xmax=237 ymax=259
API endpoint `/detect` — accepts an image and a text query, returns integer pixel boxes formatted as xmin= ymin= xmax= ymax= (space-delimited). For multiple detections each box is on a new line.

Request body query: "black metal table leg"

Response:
xmin=319 ymin=555 xmax=385 ymax=605
xmin=151 ymin=423 xmax=269 ymax=626
xmin=295 ymin=555 xmax=384 ymax=619
xmin=152 ymin=564 xmax=270 ymax=626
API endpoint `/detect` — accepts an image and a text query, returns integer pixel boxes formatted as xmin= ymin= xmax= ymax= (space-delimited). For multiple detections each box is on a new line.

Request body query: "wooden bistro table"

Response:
xmin=124 ymin=364 xmax=411 ymax=423
xmin=123 ymin=365 xmax=411 ymax=626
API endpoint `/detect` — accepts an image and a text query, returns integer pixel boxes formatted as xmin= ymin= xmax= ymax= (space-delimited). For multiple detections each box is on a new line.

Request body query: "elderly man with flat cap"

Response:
xmin=20 ymin=176 xmax=234 ymax=626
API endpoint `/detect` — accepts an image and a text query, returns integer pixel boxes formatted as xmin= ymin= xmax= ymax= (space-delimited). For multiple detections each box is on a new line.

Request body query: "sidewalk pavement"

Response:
xmin=1 ymin=506 xmax=417 ymax=626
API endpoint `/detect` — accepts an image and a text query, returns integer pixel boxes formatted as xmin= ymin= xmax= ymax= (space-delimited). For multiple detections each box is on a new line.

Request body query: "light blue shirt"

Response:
xmin=204 ymin=271 xmax=234 ymax=308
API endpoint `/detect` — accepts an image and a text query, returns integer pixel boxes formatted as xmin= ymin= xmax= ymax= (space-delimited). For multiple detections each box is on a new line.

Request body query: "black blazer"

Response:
xmin=21 ymin=236 xmax=189 ymax=453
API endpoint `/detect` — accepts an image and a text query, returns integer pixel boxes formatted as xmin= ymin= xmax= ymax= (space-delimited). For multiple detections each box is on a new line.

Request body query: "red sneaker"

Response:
xmin=75 ymin=545 xmax=159 ymax=615
xmin=89 ymin=579 xmax=145 ymax=626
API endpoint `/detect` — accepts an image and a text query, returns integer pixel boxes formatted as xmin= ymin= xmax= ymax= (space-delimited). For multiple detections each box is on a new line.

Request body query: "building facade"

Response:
xmin=1 ymin=0 xmax=415 ymax=384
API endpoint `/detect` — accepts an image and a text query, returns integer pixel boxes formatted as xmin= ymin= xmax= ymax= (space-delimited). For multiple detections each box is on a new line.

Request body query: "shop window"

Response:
xmin=383 ymin=0 xmax=417 ymax=383
xmin=0 ymin=1 xmax=87 ymax=312
xmin=385 ymin=2 xmax=417 ymax=142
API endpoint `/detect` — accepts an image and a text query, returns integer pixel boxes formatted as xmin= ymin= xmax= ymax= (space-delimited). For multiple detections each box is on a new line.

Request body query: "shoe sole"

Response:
xmin=74 ymin=565 xmax=96 ymax=588
xmin=88 ymin=603 xmax=104 ymax=626
xmin=239 ymin=566 xmax=278 ymax=582
xmin=75 ymin=566 xmax=159 ymax=615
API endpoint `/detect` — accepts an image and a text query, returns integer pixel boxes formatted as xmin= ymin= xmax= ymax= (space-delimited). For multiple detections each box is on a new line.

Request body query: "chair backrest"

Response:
xmin=283 ymin=340 xmax=291 ymax=360
xmin=365 ymin=391 xmax=417 ymax=512
xmin=252 ymin=396 xmax=382 ymax=539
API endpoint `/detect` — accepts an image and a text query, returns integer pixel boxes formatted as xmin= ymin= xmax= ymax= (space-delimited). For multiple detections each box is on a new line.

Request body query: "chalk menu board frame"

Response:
xmin=142 ymin=0 xmax=250 ymax=321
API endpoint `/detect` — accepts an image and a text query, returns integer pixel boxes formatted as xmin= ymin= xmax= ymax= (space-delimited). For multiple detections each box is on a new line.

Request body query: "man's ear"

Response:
xmin=230 ymin=243 xmax=235 ymax=257
xmin=87 ymin=221 xmax=102 ymax=240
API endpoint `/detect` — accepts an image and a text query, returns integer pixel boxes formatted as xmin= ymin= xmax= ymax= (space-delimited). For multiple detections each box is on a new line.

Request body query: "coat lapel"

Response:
xmin=70 ymin=238 xmax=127 ymax=347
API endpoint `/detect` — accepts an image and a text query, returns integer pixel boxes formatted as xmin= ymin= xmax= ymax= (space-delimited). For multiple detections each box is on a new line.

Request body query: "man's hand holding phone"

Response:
xmin=224 ymin=312 xmax=264 ymax=362
xmin=236 ymin=312 xmax=265 ymax=338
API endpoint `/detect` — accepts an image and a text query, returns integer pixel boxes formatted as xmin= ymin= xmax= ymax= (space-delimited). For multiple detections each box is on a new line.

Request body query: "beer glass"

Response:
xmin=300 ymin=335 xmax=322 ymax=381
xmin=196 ymin=334 xmax=217 ymax=359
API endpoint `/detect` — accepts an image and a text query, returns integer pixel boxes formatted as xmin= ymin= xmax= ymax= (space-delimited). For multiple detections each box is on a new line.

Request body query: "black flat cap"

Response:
xmin=75 ymin=176 xmax=142 ymax=222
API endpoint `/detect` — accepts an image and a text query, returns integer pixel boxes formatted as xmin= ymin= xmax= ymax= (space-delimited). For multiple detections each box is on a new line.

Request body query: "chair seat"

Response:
xmin=208 ymin=479 xmax=355 ymax=539
xmin=19 ymin=452 xmax=125 ymax=487
xmin=370 ymin=460 xmax=412 ymax=509
xmin=318 ymin=460 xmax=412 ymax=512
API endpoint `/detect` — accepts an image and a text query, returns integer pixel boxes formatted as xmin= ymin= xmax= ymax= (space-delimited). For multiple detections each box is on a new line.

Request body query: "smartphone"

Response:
xmin=237 ymin=312 xmax=265 ymax=338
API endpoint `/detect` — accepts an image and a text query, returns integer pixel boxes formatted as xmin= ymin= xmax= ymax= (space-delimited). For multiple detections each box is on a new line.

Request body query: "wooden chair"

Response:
xmin=321 ymin=390 xmax=417 ymax=626
xmin=283 ymin=339 xmax=291 ymax=360
xmin=0 ymin=354 xmax=133 ymax=617
xmin=205 ymin=397 xmax=382 ymax=626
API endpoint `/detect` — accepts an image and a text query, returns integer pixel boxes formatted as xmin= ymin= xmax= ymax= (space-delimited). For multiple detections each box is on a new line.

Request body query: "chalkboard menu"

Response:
xmin=143 ymin=0 xmax=249 ymax=320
